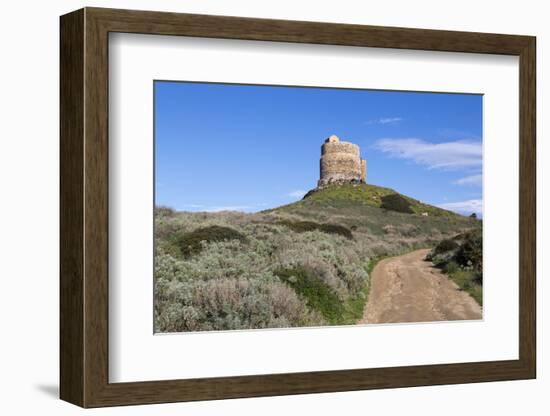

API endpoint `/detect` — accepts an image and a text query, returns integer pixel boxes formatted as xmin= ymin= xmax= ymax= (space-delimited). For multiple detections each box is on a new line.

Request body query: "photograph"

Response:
xmin=153 ymin=81 xmax=483 ymax=333
xmin=49 ymin=4 xmax=541 ymax=409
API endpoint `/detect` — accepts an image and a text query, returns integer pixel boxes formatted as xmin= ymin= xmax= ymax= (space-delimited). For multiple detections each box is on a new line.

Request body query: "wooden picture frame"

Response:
xmin=60 ymin=7 xmax=536 ymax=408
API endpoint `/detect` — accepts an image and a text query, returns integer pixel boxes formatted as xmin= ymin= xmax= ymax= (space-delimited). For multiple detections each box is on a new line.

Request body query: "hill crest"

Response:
xmin=280 ymin=183 xmax=464 ymax=219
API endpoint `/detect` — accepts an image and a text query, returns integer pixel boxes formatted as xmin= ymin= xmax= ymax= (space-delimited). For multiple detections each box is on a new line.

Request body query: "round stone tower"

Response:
xmin=318 ymin=135 xmax=367 ymax=187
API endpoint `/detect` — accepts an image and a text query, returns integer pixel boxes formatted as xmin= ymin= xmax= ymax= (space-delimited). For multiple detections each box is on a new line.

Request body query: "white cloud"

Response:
xmin=287 ymin=190 xmax=307 ymax=199
xmin=181 ymin=204 xmax=204 ymax=208
xmin=379 ymin=117 xmax=403 ymax=124
xmin=453 ymin=174 xmax=483 ymax=187
xmin=204 ymin=205 xmax=254 ymax=212
xmin=366 ymin=117 xmax=402 ymax=125
xmin=374 ymin=138 xmax=482 ymax=170
xmin=179 ymin=203 xmax=261 ymax=212
xmin=438 ymin=199 xmax=482 ymax=216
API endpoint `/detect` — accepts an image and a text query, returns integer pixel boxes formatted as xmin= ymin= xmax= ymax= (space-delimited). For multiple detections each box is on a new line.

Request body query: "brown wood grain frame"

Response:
xmin=60 ymin=7 xmax=536 ymax=408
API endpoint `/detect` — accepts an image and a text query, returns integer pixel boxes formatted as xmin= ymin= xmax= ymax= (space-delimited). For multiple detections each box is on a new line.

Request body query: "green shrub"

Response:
xmin=444 ymin=260 xmax=459 ymax=274
xmin=155 ymin=277 xmax=324 ymax=332
xmin=320 ymin=223 xmax=354 ymax=240
xmin=427 ymin=230 xmax=483 ymax=306
xmin=380 ymin=193 xmax=414 ymax=214
xmin=175 ymin=225 xmax=247 ymax=258
xmin=433 ymin=238 xmax=459 ymax=255
xmin=276 ymin=220 xmax=353 ymax=240
xmin=455 ymin=229 xmax=482 ymax=273
xmin=155 ymin=205 xmax=176 ymax=217
xmin=276 ymin=266 xmax=344 ymax=323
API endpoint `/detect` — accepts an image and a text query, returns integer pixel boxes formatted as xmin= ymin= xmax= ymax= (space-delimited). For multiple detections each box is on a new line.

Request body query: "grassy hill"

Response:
xmin=154 ymin=183 xmax=480 ymax=333
xmin=299 ymin=183 xmax=460 ymax=218
xmin=268 ymin=183 xmax=475 ymax=239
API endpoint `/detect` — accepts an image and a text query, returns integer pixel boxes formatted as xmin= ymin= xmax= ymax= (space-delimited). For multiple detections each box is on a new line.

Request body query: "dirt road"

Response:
xmin=360 ymin=249 xmax=481 ymax=324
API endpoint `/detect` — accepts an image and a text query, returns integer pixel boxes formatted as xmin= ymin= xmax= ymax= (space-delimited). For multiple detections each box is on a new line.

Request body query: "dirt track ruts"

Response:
xmin=360 ymin=248 xmax=482 ymax=324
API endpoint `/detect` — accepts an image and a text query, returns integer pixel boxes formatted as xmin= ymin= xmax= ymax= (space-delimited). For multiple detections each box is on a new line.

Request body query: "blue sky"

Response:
xmin=155 ymin=81 xmax=482 ymax=216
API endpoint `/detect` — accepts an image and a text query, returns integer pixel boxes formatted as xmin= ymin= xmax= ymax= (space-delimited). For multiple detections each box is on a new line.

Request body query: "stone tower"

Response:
xmin=318 ymin=135 xmax=367 ymax=187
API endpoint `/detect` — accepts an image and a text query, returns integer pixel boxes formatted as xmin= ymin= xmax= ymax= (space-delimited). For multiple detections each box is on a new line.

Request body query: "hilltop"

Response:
xmin=301 ymin=183 xmax=460 ymax=218
xmin=267 ymin=183 xmax=475 ymax=239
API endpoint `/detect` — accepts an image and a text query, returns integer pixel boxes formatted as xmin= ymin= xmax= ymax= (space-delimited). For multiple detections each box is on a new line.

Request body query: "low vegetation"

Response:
xmin=426 ymin=228 xmax=483 ymax=305
xmin=155 ymin=184 xmax=479 ymax=332
xmin=276 ymin=266 xmax=345 ymax=323
xmin=380 ymin=193 xmax=414 ymax=214
xmin=174 ymin=225 xmax=247 ymax=258
xmin=431 ymin=238 xmax=459 ymax=255
xmin=275 ymin=220 xmax=353 ymax=240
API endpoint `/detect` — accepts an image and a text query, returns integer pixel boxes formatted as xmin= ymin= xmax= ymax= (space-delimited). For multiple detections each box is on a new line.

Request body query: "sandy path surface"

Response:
xmin=360 ymin=248 xmax=481 ymax=324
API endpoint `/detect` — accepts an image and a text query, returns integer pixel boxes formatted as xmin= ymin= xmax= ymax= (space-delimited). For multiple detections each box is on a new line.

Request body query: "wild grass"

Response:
xmin=427 ymin=228 xmax=483 ymax=306
xmin=276 ymin=266 xmax=345 ymax=323
xmin=447 ymin=269 xmax=483 ymax=306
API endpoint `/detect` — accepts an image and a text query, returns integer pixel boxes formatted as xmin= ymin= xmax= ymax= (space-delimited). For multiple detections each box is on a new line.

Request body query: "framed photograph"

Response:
xmin=60 ymin=7 xmax=536 ymax=407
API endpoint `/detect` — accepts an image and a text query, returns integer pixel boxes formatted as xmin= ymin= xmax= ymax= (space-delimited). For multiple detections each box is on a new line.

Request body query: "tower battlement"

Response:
xmin=318 ymin=135 xmax=366 ymax=188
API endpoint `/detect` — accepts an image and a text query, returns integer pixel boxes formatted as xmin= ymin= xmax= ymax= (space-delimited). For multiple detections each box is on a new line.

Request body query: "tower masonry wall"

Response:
xmin=318 ymin=135 xmax=367 ymax=187
xmin=321 ymin=142 xmax=360 ymax=156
